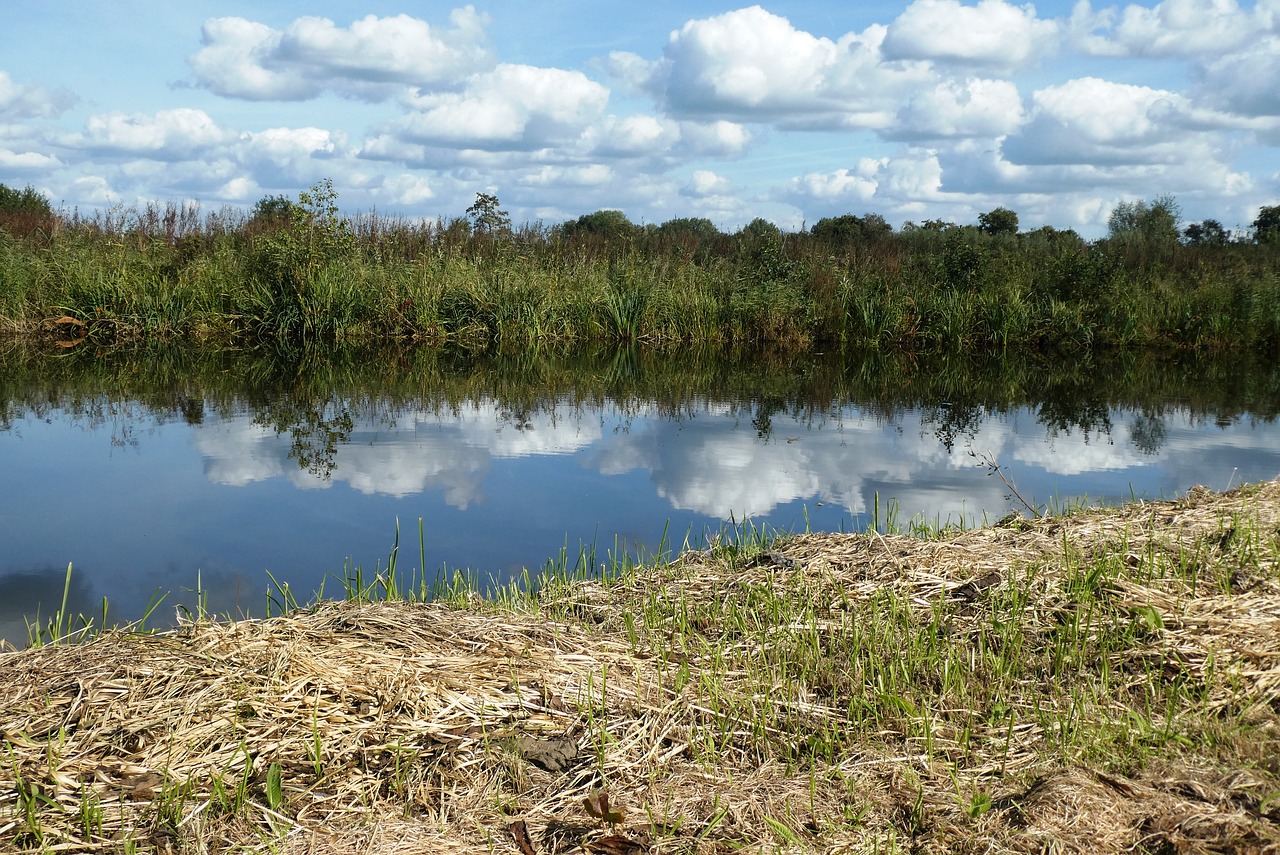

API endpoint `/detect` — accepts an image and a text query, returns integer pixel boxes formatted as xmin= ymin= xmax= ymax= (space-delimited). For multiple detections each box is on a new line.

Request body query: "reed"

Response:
xmin=3 ymin=186 xmax=1280 ymax=354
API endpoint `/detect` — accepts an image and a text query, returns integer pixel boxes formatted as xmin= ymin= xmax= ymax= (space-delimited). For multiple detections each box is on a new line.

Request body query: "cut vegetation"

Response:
xmin=2 ymin=481 xmax=1279 ymax=853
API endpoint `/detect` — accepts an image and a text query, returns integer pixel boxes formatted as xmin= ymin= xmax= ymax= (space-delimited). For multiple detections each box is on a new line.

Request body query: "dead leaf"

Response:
xmin=587 ymin=834 xmax=647 ymax=854
xmin=507 ymin=819 xmax=538 ymax=855
xmin=583 ymin=789 xmax=626 ymax=825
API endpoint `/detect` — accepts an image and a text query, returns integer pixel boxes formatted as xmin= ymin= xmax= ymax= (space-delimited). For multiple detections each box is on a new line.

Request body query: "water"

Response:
xmin=2 ymin=346 xmax=1277 ymax=645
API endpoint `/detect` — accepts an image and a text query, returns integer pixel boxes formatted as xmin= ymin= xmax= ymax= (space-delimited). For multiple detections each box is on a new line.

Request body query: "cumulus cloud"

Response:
xmin=0 ymin=70 xmax=75 ymax=120
xmin=684 ymin=170 xmax=732 ymax=196
xmin=882 ymin=0 xmax=1059 ymax=69
xmin=190 ymin=9 xmax=493 ymax=101
xmin=1197 ymin=36 xmax=1280 ymax=116
xmin=588 ymin=114 xmax=680 ymax=157
xmin=675 ymin=120 xmax=753 ymax=157
xmin=517 ymin=164 xmax=614 ymax=188
xmin=238 ymin=127 xmax=348 ymax=181
xmin=647 ymin=7 xmax=931 ymax=128
xmin=894 ymin=77 xmax=1026 ymax=138
xmin=73 ymin=108 xmax=232 ymax=159
xmin=785 ymin=161 xmax=883 ymax=203
xmin=1070 ymin=0 xmax=1256 ymax=57
xmin=1002 ymin=77 xmax=1191 ymax=165
xmin=390 ymin=64 xmax=608 ymax=150
xmin=0 ymin=149 xmax=60 ymax=170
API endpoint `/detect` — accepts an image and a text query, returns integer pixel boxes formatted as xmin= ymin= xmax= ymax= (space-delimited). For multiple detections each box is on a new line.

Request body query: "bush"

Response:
xmin=0 ymin=183 xmax=55 ymax=240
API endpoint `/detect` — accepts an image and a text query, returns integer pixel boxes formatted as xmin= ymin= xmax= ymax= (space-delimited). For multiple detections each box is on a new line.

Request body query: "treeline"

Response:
xmin=1 ymin=180 xmax=1279 ymax=353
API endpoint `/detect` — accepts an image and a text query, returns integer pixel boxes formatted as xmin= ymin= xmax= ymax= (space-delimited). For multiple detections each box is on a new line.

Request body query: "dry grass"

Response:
xmin=2 ymin=483 xmax=1279 ymax=853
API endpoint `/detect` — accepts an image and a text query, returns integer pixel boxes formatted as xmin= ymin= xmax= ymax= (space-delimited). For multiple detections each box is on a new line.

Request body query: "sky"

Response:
xmin=1 ymin=0 xmax=1277 ymax=237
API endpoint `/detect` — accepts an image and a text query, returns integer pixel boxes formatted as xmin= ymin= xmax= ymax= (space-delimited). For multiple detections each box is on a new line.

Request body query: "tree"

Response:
xmin=1252 ymin=205 xmax=1280 ymax=244
xmin=1107 ymin=195 xmax=1181 ymax=246
xmin=562 ymin=210 xmax=638 ymax=241
xmin=655 ymin=217 xmax=720 ymax=240
xmin=466 ymin=192 xmax=511 ymax=235
xmin=0 ymin=182 xmax=55 ymax=239
xmin=1183 ymin=219 xmax=1230 ymax=246
xmin=977 ymin=207 xmax=1019 ymax=237
xmin=249 ymin=194 xmax=300 ymax=227
xmin=0 ymin=183 xmax=53 ymax=216
xmin=811 ymin=213 xmax=892 ymax=246
xmin=738 ymin=217 xmax=782 ymax=243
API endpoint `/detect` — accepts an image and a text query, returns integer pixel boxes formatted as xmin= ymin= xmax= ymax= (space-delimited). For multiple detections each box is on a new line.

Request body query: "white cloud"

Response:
xmin=883 ymin=0 xmax=1059 ymax=69
xmin=1003 ymin=77 xmax=1189 ymax=165
xmin=785 ymin=162 xmax=882 ymax=203
xmin=684 ymin=170 xmax=732 ymax=196
xmin=238 ymin=127 xmax=348 ymax=181
xmin=0 ymin=149 xmax=60 ymax=170
xmin=0 ymin=70 xmax=75 ymax=120
xmin=648 ymin=7 xmax=931 ymax=128
xmin=392 ymin=64 xmax=608 ymax=150
xmin=588 ymin=114 xmax=680 ymax=157
xmin=517 ymin=164 xmax=614 ymax=188
xmin=379 ymin=173 xmax=436 ymax=205
xmin=1197 ymin=36 xmax=1280 ymax=116
xmin=895 ymin=77 xmax=1026 ymax=138
xmin=75 ymin=108 xmax=231 ymax=159
xmin=675 ymin=120 xmax=753 ymax=157
xmin=190 ymin=10 xmax=493 ymax=101
xmin=1071 ymin=0 xmax=1256 ymax=57
xmin=601 ymin=51 xmax=659 ymax=94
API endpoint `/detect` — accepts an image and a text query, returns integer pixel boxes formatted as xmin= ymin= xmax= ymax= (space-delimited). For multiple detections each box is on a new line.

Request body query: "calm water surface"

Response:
xmin=2 ymin=347 xmax=1278 ymax=645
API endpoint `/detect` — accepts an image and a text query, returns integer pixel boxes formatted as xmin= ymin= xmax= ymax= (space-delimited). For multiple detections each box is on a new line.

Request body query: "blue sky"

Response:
xmin=1 ymin=1 xmax=1277 ymax=236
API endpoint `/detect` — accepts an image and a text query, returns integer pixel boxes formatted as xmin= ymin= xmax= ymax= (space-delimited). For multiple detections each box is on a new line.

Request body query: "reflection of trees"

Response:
xmin=1129 ymin=411 xmax=1168 ymax=455
xmin=752 ymin=397 xmax=784 ymax=439
xmin=3 ymin=344 xmax=1279 ymax=469
xmin=1036 ymin=396 xmax=1112 ymax=438
xmin=925 ymin=403 xmax=986 ymax=453
xmin=253 ymin=397 xmax=354 ymax=479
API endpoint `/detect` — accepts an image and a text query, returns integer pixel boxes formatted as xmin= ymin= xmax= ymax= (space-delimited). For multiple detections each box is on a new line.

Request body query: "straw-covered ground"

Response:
xmin=3 ymin=482 xmax=1279 ymax=854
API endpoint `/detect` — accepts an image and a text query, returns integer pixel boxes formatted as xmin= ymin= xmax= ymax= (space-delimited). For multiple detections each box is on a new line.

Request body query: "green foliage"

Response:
xmin=811 ymin=213 xmax=893 ymax=247
xmin=655 ymin=217 xmax=720 ymax=240
xmin=249 ymin=194 xmax=300 ymax=227
xmin=941 ymin=229 xmax=988 ymax=292
xmin=738 ymin=217 xmax=782 ymax=244
xmin=465 ymin=192 xmax=511 ymax=236
xmin=562 ymin=209 xmax=638 ymax=241
xmin=250 ymin=180 xmax=358 ymax=338
xmin=0 ymin=183 xmax=52 ymax=216
xmin=1183 ymin=219 xmax=1231 ymax=245
xmin=1252 ymin=205 xmax=1280 ymax=244
xmin=1107 ymin=195 xmax=1181 ymax=246
xmin=977 ymin=207 xmax=1019 ymax=237
xmin=0 ymin=182 xmax=55 ymax=240
xmin=3 ymin=183 xmax=1280 ymax=353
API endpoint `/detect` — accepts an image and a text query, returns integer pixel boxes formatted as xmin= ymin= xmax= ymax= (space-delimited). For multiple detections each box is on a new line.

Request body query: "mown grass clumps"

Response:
xmin=2 ymin=182 xmax=1280 ymax=353
xmin=2 ymin=482 xmax=1278 ymax=852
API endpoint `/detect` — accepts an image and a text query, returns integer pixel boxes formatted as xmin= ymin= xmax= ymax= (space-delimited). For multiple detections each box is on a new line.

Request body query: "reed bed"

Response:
xmin=3 ymin=194 xmax=1280 ymax=354
xmin=2 ymin=482 xmax=1279 ymax=853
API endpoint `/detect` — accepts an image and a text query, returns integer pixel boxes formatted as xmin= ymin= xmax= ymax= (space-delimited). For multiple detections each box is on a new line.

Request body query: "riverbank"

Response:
xmin=4 ymin=190 xmax=1280 ymax=354
xmin=2 ymin=482 xmax=1279 ymax=853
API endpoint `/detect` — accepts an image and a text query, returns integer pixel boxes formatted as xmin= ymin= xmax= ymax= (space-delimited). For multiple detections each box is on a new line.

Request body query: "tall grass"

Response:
xmin=3 ymin=190 xmax=1280 ymax=353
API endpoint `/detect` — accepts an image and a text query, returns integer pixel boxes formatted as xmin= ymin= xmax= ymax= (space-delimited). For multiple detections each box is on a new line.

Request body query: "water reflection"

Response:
xmin=1 ymin=345 xmax=1277 ymax=645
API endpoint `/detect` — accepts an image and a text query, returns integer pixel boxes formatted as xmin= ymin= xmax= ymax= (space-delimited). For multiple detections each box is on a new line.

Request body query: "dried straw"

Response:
xmin=2 ymin=481 xmax=1278 ymax=853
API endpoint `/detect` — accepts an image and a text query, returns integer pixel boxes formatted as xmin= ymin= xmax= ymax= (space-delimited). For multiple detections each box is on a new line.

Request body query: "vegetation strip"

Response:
xmin=2 ymin=482 xmax=1279 ymax=852
xmin=3 ymin=181 xmax=1280 ymax=352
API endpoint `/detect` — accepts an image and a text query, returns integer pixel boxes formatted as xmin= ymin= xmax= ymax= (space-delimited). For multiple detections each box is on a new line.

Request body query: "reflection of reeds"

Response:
xmin=4 ymin=199 xmax=1280 ymax=352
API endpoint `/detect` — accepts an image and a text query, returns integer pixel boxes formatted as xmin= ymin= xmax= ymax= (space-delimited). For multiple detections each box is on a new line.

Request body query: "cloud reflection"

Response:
xmin=192 ymin=397 xmax=1280 ymax=524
